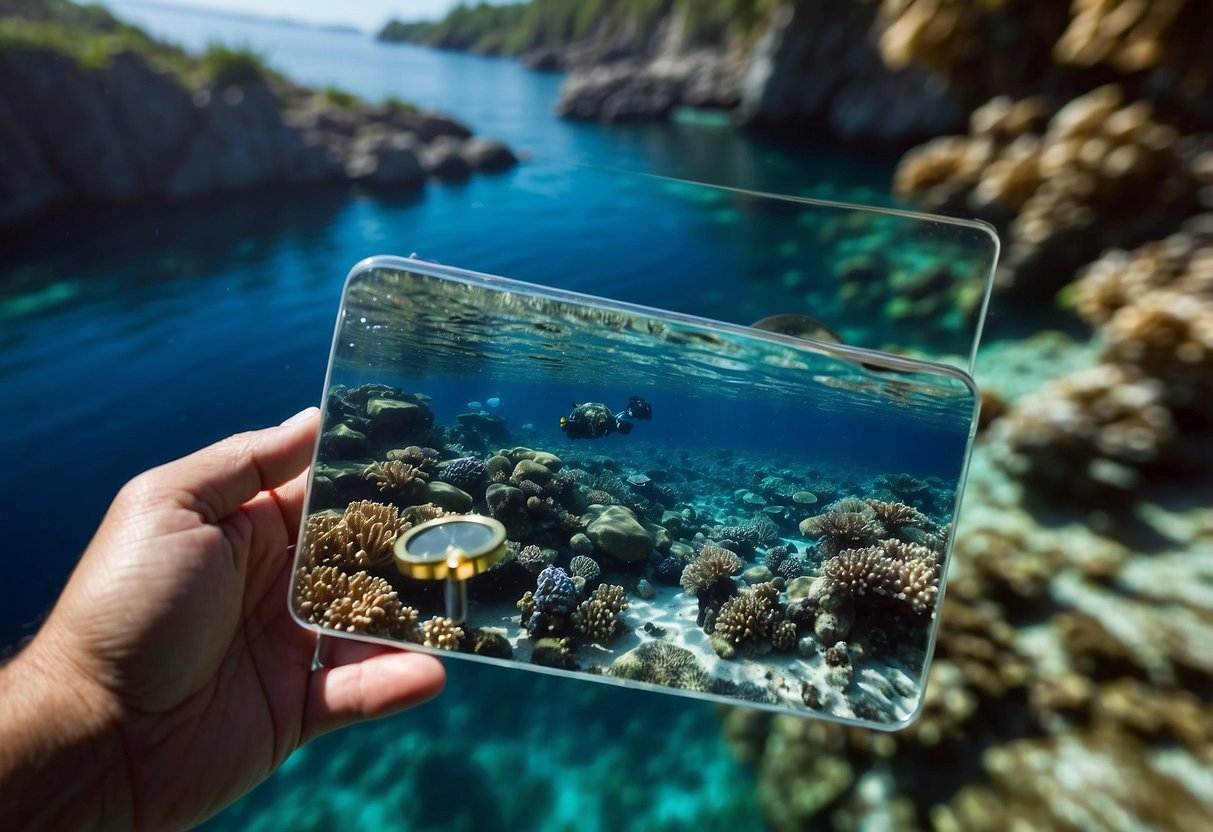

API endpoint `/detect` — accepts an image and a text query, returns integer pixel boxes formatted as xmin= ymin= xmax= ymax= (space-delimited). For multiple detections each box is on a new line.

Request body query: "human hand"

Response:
xmin=0 ymin=409 xmax=446 ymax=830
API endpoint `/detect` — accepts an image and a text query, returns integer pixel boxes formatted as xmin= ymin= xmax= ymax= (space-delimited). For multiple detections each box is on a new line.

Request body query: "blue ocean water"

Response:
xmin=0 ymin=4 xmax=971 ymax=829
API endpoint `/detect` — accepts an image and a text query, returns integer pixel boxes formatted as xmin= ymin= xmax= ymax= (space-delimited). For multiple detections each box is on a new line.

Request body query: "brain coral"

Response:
xmin=294 ymin=565 xmax=420 ymax=641
xmin=608 ymin=642 xmax=713 ymax=693
xmin=439 ymin=455 xmax=486 ymax=489
xmin=517 ymin=544 xmax=556 ymax=574
xmin=679 ymin=545 xmax=743 ymax=595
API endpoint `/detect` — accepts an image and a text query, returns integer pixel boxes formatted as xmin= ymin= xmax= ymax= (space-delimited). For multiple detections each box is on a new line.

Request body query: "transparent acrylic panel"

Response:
xmin=289 ymin=257 xmax=980 ymax=728
xmin=413 ymin=160 xmax=999 ymax=373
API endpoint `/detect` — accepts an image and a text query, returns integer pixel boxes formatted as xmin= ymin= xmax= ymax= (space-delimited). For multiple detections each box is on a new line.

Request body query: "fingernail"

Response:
xmin=282 ymin=406 xmax=319 ymax=426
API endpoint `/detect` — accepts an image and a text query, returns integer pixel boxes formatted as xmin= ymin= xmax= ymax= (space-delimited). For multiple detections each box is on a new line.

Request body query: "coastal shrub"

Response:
xmin=321 ymin=85 xmax=359 ymax=108
xmin=0 ymin=6 xmax=188 ymax=74
xmin=383 ymin=95 xmax=418 ymax=114
xmin=199 ymin=42 xmax=266 ymax=87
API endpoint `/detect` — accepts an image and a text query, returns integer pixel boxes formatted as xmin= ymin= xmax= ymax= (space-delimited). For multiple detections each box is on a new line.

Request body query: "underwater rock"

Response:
xmin=636 ymin=578 xmax=655 ymax=599
xmin=319 ymin=423 xmax=370 ymax=459
xmin=569 ymin=533 xmax=594 ymax=556
xmin=711 ymin=633 xmax=737 ymax=659
xmin=531 ymin=637 xmax=576 ymax=669
xmin=485 ymin=483 xmax=530 ymax=534
xmin=512 ymin=459 xmax=553 ymax=486
xmin=641 ymin=519 xmax=672 ymax=553
xmin=583 ymin=504 xmax=653 ymax=562
xmin=608 ymin=642 xmax=713 ymax=692
xmin=742 ymin=565 xmax=775 ymax=585
xmin=471 ymin=628 xmax=512 ymax=659
xmin=530 ymin=451 xmax=563 ymax=471
xmin=424 ymin=481 xmax=473 ymax=513
xmin=366 ymin=396 xmax=433 ymax=443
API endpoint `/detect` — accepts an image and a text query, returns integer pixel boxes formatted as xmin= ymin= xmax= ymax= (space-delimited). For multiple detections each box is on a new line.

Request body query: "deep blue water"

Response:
xmin=0 ymin=4 xmax=972 ymax=829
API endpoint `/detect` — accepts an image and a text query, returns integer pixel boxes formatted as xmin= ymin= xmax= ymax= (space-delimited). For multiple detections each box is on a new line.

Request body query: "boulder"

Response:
xmin=366 ymin=396 xmax=433 ymax=442
xmin=461 ymin=137 xmax=518 ymax=173
xmin=421 ymin=135 xmax=471 ymax=180
xmin=512 ymin=459 xmax=553 ymax=486
xmin=319 ymin=423 xmax=369 ymax=459
xmin=584 ymin=504 xmax=653 ymax=562
xmin=425 ymin=481 xmax=473 ymax=513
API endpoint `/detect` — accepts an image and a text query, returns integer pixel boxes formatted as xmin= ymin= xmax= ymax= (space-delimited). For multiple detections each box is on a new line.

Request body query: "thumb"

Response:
xmin=303 ymin=640 xmax=447 ymax=741
xmin=136 ymin=407 xmax=321 ymax=523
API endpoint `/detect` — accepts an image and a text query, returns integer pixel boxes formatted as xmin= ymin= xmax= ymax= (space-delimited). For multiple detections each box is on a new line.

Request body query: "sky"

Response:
xmin=110 ymin=1 xmax=487 ymax=33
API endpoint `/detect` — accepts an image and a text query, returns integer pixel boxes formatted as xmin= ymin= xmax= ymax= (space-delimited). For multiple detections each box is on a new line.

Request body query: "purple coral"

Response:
xmin=440 ymin=456 xmax=486 ymax=489
xmin=528 ymin=565 xmax=577 ymax=635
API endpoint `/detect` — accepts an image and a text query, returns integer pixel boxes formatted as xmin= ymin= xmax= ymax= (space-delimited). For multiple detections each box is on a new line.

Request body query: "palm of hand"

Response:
xmin=33 ymin=416 xmax=444 ymax=829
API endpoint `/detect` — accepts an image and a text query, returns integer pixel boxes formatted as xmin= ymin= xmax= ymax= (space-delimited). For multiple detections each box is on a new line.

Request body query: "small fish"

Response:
xmin=486 ymin=396 xmax=501 ymax=408
xmin=521 ymin=422 xmax=534 ymax=430
xmin=467 ymin=400 xmax=482 ymax=410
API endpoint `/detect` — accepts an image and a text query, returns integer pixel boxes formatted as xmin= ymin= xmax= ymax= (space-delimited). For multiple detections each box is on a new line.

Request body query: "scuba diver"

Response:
xmin=560 ymin=396 xmax=652 ymax=440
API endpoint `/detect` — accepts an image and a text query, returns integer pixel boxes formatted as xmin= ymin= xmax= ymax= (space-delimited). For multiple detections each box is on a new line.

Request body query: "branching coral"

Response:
xmin=713 ymin=582 xmax=783 ymax=651
xmin=385 ymin=445 xmax=440 ymax=476
xmin=293 ymin=565 xmax=420 ymax=640
xmin=572 ymin=583 xmax=629 ymax=642
xmin=342 ymin=499 xmax=404 ymax=568
xmin=422 ymin=616 xmax=464 ymax=650
xmin=301 ymin=500 xmax=404 ymax=570
xmin=679 ymin=544 xmax=743 ymax=595
xmin=991 ymin=363 xmax=1176 ymax=495
xmin=820 ymin=539 xmax=942 ymax=619
xmin=362 ymin=460 xmax=428 ymax=496
xmin=896 ymin=84 xmax=1207 ymax=299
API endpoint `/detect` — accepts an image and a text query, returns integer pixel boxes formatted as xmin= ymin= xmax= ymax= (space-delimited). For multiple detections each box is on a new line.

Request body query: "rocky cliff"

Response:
xmin=0 ymin=39 xmax=517 ymax=227
xmin=543 ymin=0 xmax=970 ymax=147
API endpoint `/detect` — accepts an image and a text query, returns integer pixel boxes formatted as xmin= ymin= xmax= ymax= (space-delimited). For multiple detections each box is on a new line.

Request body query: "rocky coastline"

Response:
xmin=0 ymin=39 xmax=517 ymax=228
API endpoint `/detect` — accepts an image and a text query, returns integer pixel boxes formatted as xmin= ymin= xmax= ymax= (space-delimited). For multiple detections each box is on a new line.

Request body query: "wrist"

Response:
xmin=0 ymin=633 xmax=132 ymax=830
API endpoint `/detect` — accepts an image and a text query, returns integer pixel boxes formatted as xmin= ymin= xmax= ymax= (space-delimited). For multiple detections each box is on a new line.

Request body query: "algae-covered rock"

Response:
xmin=609 ymin=642 xmax=712 ymax=692
xmin=319 ymin=423 xmax=369 ymax=459
xmin=531 ymin=637 xmax=576 ymax=669
xmin=584 ymin=504 xmax=653 ymax=562
xmin=425 ymin=481 xmax=472 ymax=513
xmin=366 ymin=396 xmax=433 ymax=442
xmin=742 ymin=565 xmax=775 ymax=585
xmin=530 ymin=451 xmax=563 ymax=471
xmin=641 ymin=520 xmax=672 ymax=553
xmin=512 ymin=459 xmax=552 ymax=486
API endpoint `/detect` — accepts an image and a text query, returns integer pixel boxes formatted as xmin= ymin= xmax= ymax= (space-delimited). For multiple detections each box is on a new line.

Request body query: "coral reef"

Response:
xmin=294 ymin=565 xmax=420 ymax=641
xmin=516 ymin=544 xmax=556 ymax=574
xmin=895 ymin=84 xmax=1210 ymax=299
xmin=527 ymin=566 xmax=577 ymax=636
xmin=571 ymin=584 xmax=630 ymax=643
xmin=363 ymin=459 xmax=429 ymax=497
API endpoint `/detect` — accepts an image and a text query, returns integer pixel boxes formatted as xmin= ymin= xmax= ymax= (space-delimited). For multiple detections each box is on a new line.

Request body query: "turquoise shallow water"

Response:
xmin=0 ymin=4 xmax=972 ymax=829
